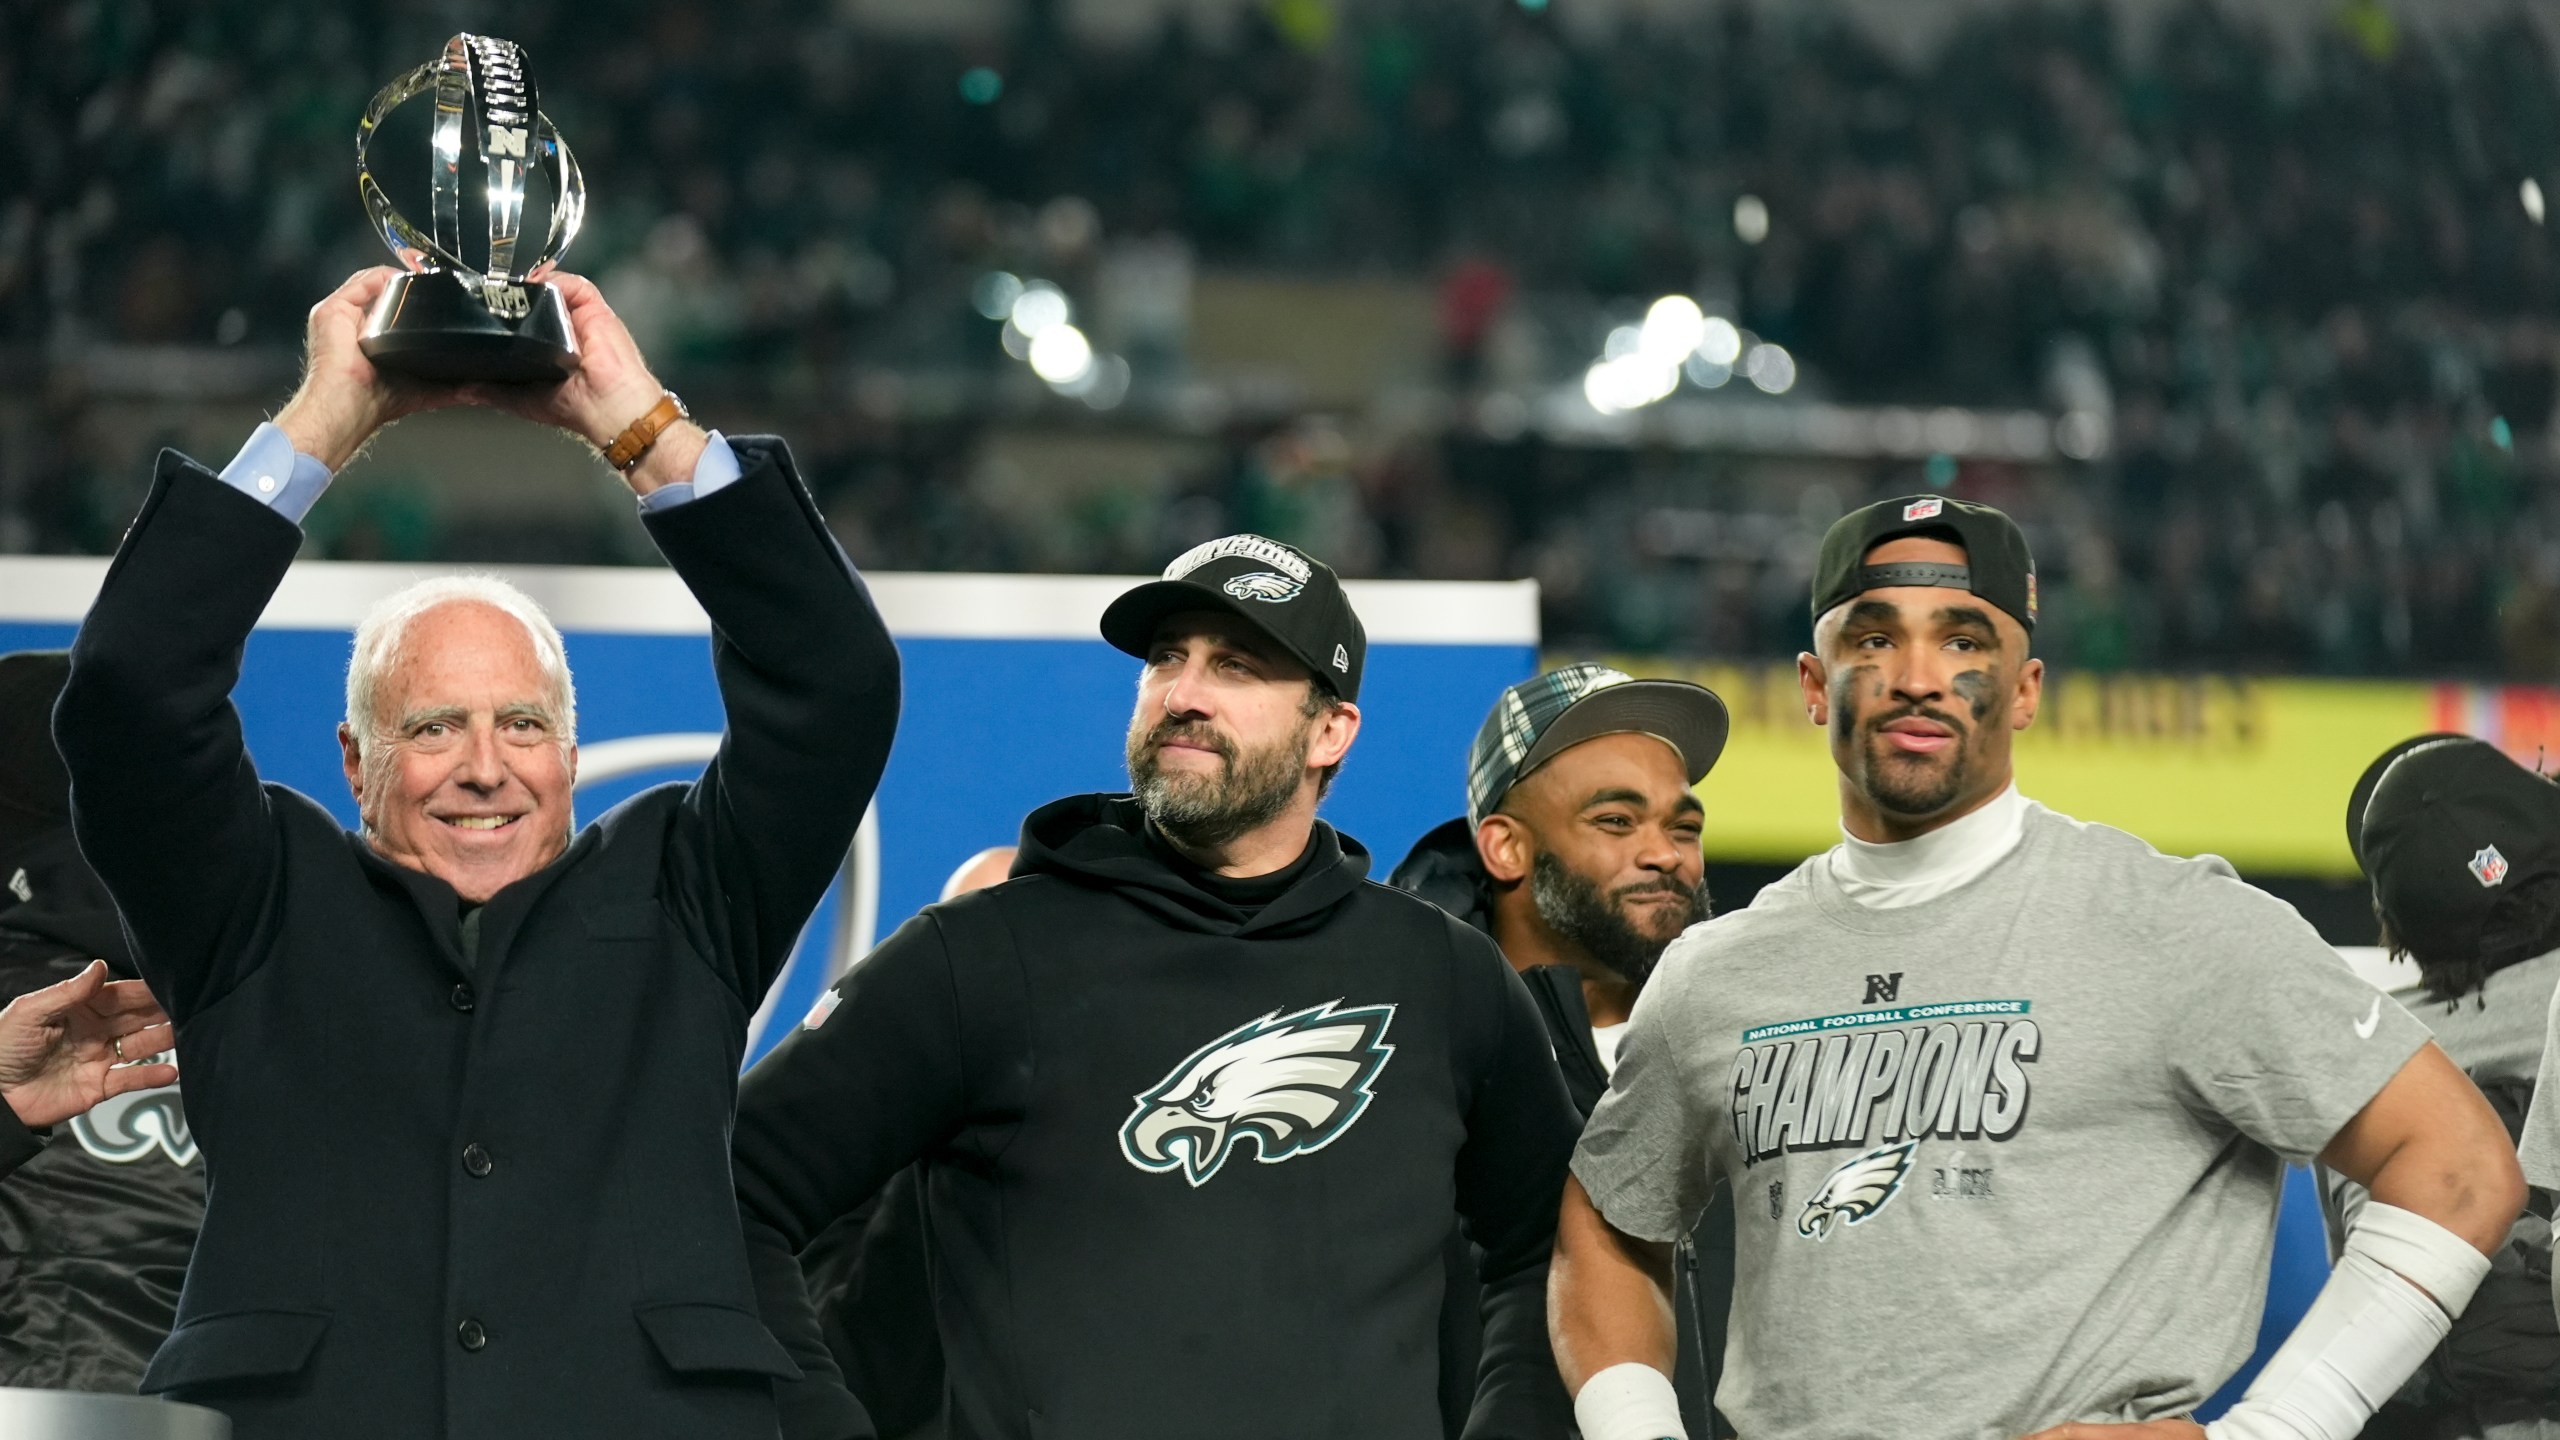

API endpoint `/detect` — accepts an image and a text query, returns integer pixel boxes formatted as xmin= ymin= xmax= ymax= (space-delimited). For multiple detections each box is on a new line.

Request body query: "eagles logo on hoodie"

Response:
xmin=1120 ymin=1000 xmax=1397 ymax=1186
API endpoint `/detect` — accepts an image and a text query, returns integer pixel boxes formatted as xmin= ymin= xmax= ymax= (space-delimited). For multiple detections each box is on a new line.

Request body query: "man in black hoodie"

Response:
xmin=736 ymin=534 xmax=1584 ymax=1440
xmin=1390 ymin=663 xmax=1734 ymax=1438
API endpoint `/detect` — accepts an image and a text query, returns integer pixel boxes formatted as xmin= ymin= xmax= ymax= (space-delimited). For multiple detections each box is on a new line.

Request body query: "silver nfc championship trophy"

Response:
xmin=357 ymin=34 xmax=586 ymax=381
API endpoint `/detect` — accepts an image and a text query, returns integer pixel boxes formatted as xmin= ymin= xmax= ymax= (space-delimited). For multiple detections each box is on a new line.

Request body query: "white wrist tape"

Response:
xmin=1574 ymin=1362 xmax=1687 ymax=1440
xmin=2205 ymin=1203 xmax=2490 ymax=1440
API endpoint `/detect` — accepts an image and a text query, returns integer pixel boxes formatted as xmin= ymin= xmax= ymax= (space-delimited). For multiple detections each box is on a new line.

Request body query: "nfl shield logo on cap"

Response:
xmin=2469 ymin=844 xmax=2510 ymax=888
xmin=1903 ymin=496 xmax=1944 ymax=522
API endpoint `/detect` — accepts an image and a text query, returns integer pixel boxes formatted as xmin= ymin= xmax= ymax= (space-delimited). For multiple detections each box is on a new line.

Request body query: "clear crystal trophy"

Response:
xmin=356 ymin=34 xmax=586 ymax=381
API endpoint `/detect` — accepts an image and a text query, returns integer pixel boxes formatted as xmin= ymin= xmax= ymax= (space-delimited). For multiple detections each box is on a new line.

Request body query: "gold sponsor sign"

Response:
xmin=1572 ymin=658 xmax=2560 ymax=876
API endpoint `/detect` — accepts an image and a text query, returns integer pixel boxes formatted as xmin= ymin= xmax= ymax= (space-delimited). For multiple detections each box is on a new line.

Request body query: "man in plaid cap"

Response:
xmin=1391 ymin=663 xmax=1732 ymax=1437
xmin=1553 ymin=494 xmax=2527 ymax=1440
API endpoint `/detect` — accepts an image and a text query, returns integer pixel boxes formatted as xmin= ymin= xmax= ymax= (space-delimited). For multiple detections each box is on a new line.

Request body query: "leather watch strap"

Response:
xmin=602 ymin=391 xmax=688 ymax=472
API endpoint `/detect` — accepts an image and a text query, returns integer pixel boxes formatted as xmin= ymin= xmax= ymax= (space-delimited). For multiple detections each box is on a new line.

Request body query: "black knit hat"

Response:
xmin=2348 ymin=734 xmax=2560 ymax=966
xmin=1811 ymin=494 xmax=2038 ymax=633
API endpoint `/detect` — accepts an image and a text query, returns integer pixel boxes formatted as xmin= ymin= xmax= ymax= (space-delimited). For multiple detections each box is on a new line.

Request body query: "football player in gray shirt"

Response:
xmin=1551 ymin=493 xmax=2528 ymax=1440
xmin=2524 ymin=989 xmax=2560 ymax=1323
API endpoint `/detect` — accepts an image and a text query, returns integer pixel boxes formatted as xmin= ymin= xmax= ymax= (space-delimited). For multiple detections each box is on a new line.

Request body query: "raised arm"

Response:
xmin=57 ymin=269 xmax=468 ymax=1016
xmin=643 ymin=454 xmax=898 ymax=1000
xmin=474 ymin=275 xmax=901 ymax=1001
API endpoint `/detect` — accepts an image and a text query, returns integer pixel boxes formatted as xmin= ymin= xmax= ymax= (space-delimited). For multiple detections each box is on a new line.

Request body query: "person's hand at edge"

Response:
xmin=273 ymin=267 xmax=476 ymax=473
xmin=0 ymin=960 xmax=179 ymax=1129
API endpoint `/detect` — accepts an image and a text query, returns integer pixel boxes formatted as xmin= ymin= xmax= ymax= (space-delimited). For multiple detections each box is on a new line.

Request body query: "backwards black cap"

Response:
xmin=1810 ymin=494 xmax=2038 ymax=633
xmin=1100 ymin=535 xmax=1368 ymax=702
xmin=2347 ymin=734 xmax=2560 ymax=968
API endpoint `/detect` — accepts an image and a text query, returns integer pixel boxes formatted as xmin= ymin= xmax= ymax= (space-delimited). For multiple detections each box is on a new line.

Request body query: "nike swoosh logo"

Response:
xmin=2354 ymin=996 xmax=2381 ymax=1040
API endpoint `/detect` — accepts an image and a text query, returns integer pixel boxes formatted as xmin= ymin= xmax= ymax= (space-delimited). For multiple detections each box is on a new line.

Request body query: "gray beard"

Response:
xmin=1529 ymin=851 xmax=1709 ymax=990
xmin=1128 ymin=716 xmax=1311 ymax=852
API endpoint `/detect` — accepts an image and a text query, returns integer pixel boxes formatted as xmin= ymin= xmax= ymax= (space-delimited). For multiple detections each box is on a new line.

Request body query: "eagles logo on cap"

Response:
xmin=1223 ymin=572 xmax=1303 ymax=603
xmin=1098 ymin=533 xmax=1369 ymax=702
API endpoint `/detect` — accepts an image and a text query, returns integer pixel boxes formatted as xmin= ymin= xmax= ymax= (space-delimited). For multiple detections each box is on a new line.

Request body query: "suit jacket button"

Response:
xmin=450 ymin=983 xmax=475 ymax=1013
xmin=462 ymin=1143 xmax=493 ymax=1178
xmin=456 ymin=1319 xmax=487 ymax=1352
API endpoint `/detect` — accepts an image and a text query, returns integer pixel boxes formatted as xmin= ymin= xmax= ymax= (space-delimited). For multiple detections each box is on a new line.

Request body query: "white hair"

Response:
xmin=345 ymin=574 xmax=578 ymax=754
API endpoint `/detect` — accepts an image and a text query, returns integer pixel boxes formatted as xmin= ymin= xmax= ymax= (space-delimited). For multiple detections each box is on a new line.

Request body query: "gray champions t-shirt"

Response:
xmin=2523 ymin=975 xmax=2560 ymax=1190
xmin=1573 ymin=804 xmax=2433 ymax=1440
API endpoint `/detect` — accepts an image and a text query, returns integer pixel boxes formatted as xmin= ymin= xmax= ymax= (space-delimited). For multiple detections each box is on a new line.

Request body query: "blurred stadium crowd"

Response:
xmin=11 ymin=0 xmax=2560 ymax=677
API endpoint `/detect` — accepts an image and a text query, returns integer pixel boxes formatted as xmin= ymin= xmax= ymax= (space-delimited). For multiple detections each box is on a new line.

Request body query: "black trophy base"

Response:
xmin=359 ymin=272 xmax=579 ymax=383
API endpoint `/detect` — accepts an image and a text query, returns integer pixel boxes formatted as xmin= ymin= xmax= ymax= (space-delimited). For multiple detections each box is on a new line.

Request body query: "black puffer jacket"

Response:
xmin=1390 ymin=817 xmax=1734 ymax=1440
xmin=0 ymin=824 xmax=204 ymax=1391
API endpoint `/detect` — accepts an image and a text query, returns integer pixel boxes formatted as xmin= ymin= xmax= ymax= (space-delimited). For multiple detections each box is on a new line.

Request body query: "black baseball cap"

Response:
xmin=1467 ymin=663 xmax=1728 ymax=826
xmin=1811 ymin=494 xmax=2038 ymax=633
xmin=1100 ymin=535 xmax=1368 ymax=702
xmin=2347 ymin=734 xmax=2560 ymax=963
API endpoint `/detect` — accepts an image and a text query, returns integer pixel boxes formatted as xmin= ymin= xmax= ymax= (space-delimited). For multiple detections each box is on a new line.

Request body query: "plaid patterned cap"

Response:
xmin=1466 ymin=664 xmax=1730 ymax=827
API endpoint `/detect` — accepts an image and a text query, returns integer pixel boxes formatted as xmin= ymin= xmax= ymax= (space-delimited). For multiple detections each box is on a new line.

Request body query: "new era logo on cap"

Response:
xmin=1903 ymin=496 xmax=1944 ymax=522
xmin=1332 ymin=644 xmax=1349 ymax=673
xmin=2470 ymin=844 xmax=2510 ymax=888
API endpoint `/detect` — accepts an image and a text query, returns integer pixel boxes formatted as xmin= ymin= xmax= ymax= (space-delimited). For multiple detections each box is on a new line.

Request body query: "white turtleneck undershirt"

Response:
xmin=1829 ymin=782 xmax=2030 ymax=909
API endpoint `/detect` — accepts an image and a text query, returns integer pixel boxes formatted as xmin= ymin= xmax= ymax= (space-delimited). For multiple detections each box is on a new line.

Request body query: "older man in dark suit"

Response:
xmin=55 ymin=267 xmax=900 ymax=1440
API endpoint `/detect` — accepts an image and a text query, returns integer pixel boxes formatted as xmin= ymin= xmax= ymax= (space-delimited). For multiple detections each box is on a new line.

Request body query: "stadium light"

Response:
xmin=1696 ymin=316 xmax=1743 ymax=367
xmin=1734 ymin=195 xmax=1770 ymax=245
xmin=1009 ymin=284 xmax=1070 ymax=338
xmin=1639 ymin=296 xmax=1708 ymax=362
xmin=1744 ymin=342 xmax=1797 ymax=395
xmin=1029 ymin=324 xmax=1097 ymax=386
xmin=973 ymin=272 xmax=1025 ymax=320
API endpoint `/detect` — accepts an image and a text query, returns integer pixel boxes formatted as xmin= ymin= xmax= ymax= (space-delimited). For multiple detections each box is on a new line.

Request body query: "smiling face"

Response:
xmin=1797 ymin=535 xmax=2043 ymax=841
xmin=1124 ymin=610 xmax=1359 ymax=854
xmin=1479 ymin=730 xmax=1709 ymax=989
xmin=338 ymin=600 xmax=577 ymax=903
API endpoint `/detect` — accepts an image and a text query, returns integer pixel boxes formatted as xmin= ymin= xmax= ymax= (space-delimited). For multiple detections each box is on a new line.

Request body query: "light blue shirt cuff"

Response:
xmin=217 ymin=423 xmax=335 ymax=524
xmin=635 ymin=431 xmax=743 ymax=512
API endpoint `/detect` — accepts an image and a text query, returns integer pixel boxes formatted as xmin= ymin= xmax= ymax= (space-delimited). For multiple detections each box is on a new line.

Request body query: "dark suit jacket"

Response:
xmin=55 ymin=439 xmax=899 ymax=1440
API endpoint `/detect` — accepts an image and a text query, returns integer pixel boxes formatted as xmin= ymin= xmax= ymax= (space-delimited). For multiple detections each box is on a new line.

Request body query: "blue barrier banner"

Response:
xmin=2 ymin=560 xmax=1538 ymax=1064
